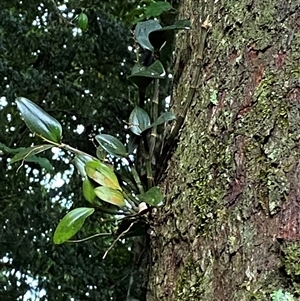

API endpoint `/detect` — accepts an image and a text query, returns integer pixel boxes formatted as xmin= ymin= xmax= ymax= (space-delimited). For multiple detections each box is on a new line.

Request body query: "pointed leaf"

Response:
xmin=128 ymin=61 xmax=166 ymax=90
xmin=94 ymin=186 xmax=125 ymax=207
xmin=53 ymin=207 xmax=95 ymax=244
xmin=11 ymin=144 xmax=53 ymax=164
xmin=0 ymin=142 xmax=24 ymax=154
xmin=148 ymin=19 xmax=191 ymax=50
xmin=16 ymin=97 xmax=62 ymax=143
xmin=83 ymin=177 xmax=97 ymax=204
xmin=85 ymin=160 xmax=121 ymax=190
xmin=145 ymin=112 xmax=176 ymax=131
xmin=153 ymin=111 xmax=176 ymax=126
xmin=137 ymin=186 xmax=164 ymax=206
xmin=95 ymin=134 xmax=127 ymax=158
xmin=135 ymin=20 xmax=162 ymax=51
xmin=128 ymin=61 xmax=166 ymax=93
xmin=25 ymin=156 xmax=54 ymax=172
xmin=128 ymin=64 xmax=153 ymax=91
xmin=73 ymin=153 xmax=95 ymax=177
xmin=129 ymin=107 xmax=151 ymax=136
xmin=151 ymin=19 xmax=191 ymax=32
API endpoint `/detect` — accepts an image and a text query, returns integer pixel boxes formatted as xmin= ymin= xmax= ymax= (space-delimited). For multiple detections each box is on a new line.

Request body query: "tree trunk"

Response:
xmin=147 ymin=0 xmax=300 ymax=300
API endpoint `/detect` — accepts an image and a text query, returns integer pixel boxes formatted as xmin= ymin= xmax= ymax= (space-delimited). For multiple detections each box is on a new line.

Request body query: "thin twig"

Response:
xmin=67 ymin=232 xmax=112 ymax=243
xmin=102 ymin=221 xmax=136 ymax=259
xmin=50 ymin=0 xmax=74 ymax=26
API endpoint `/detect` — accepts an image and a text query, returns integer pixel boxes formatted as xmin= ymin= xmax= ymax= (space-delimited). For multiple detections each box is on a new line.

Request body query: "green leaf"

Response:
xmin=73 ymin=153 xmax=95 ymax=177
xmin=96 ymin=147 xmax=107 ymax=161
xmin=78 ymin=12 xmax=88 ymax=30
xmin=135 ymin=19 xmax=190 ymax=52
xmin=146 ymin=112 xmax=176 ymax=130
xmin=144 ymin=2 xmax=171 ymax=18
xmin=85 ymin=160 xmax=121 ymax=190
xmin=128 ymin=60 xmax=166 ymax=92
xmin=129 ymin=60 xmax=166 ymax=90
xmin=128 ymin=64 xmax=153 ymax=91
xmin=94 ymin=186 xmax=125 ymax=207
xmin=83 ymin=177 xmax=97 ymax=204
xmin=53 ymin=207 xmax=94 ymax=244
xmin=124 ymin=7 xmax=146 ymax=24
xmin=129 ymin=107 xmax=151 ymax=136
xmin=153 ymin=19 xmax=191 ymax=32
xmin=0 ymin=142 xmax=24 ymax=154
xmin=95 ymin=134 xmax=127 ymax=158
xmin=16 ymin=97 xmax=62 ymax=143
xmin=148 ymin=19 xmax=191 ymax=50
xmin=137 ymin=186 xmax=164 ymax=206
xmin=25 ymin=156 xmax=54 ymax=172
xmin=135 ymin=20 xmax=162 ymax=51
xmin=11 ymin=144 xmax=53 ymax=164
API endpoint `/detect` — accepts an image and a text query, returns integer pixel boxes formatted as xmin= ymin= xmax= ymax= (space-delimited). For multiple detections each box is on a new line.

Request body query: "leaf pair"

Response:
xmin=84 ymin=160 xmax=125 ymax=207
xmin=54 ymin=159 xmax=125 ymax=245
xmin=128 ymin=60 xmax=166 ymax=91
xmin=129 ymin=107 xmax=176 ymax=136
xmin=135 ymin=19 xmax=190 ymax=52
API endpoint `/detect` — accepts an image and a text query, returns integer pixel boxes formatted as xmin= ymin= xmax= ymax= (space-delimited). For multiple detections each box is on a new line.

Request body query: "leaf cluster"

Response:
xmin=9 ymin=16 xmax=190 ymax=247
xmin=0 ymin=1 xmax=189 ymax=299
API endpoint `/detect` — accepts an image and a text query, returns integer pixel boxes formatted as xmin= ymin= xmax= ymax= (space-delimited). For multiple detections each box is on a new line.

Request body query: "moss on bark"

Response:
xmin=147 ymin=0 xmax=300 ymax=300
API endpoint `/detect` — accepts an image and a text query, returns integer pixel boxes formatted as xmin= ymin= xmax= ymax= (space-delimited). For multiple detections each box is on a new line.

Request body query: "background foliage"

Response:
xmin=0 ymin=0 xmax=174 ymax=299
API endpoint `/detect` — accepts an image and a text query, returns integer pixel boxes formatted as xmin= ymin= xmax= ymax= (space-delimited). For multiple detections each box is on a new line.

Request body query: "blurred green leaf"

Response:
xmin=129 ymin=107 xmax=151 ymax=136
xmin=130 ymin=60 xmax=166 ymax=79
xmin=0 ymin=142 xmax=24 ymax=154
xmin=128 ymin=60 xmax=166 ymax=92
xmin=73 ymin=153 xmax=95 ymax=177
xmin=16 ymin=97 xmax=62 ymax=143
xmin=144 ymin=2 xmax=171 ymax=18
xmin=94 ymin=186 xmax=125 ymax=207
xmin=147 ymin=112 xmax=176 ymax=129
xmin=11 ymin=144 xmax=53 ymax=164
xmin=78 ymin=13 xmax=88 ymax=30
xmin=96 ymin=134 xmax=127 ymax=158
xmin=83 ymin=177 xmax=97 ymax=204
xmin=53 ymin=207 xmax=95 ymax=244
xmin=149 ymin=19 xmax=191 ymax=50
xmin=24 ymin=156 xmax=54 ymax=172
xmin=137 ymin=186 xmax=163 ymax=206
xmin=152 ymin=19 xmax=191 ymax=32
xmin=85 ymin=160 xmax=121 ymax=190
xmin=96 ymin=147 xmax=107 ymax=161
xmin=128 ymin=64 xmax=153 ymax=91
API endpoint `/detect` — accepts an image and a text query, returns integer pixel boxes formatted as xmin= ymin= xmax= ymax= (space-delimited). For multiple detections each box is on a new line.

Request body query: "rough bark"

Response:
xmin=148 ymin=0 xmax=300 ymax=300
